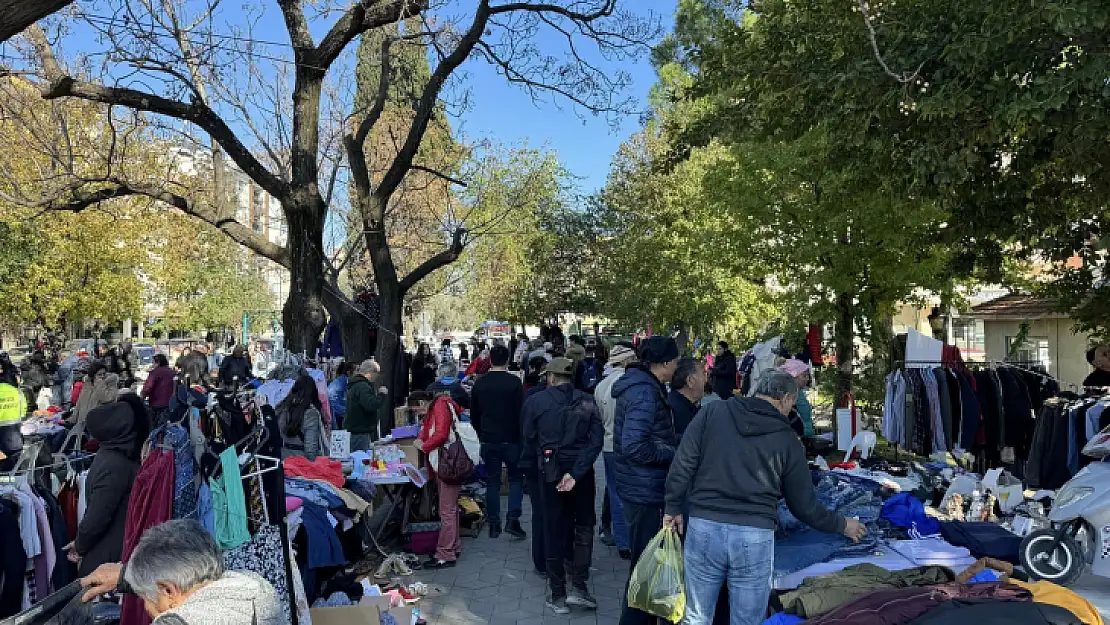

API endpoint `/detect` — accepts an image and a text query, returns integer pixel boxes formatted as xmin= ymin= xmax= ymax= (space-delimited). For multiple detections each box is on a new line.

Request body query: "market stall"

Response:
xmin=758 ymin=355 xmax=1110 ymax=625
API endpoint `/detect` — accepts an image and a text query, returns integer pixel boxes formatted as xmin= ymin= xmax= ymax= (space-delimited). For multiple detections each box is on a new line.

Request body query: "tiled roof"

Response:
xmin=970 ymin=293 xmax=1068 ymax=320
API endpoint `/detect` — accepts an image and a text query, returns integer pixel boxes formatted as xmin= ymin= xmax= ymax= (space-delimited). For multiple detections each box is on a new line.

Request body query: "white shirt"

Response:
xmin=594 ymin=367 xmax=627 ymax=453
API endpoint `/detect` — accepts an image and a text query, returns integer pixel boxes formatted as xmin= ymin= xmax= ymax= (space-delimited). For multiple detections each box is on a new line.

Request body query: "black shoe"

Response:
xmin=489 ymin=525 xmax=502 ymax=539
xmin=567 ymin=587 xmax=597 ymax=610
xmin=533 ymin=568 xmax=548 ymax=578
xmin=546 ymin=595 xmax=570 ymax=615
xmin=599 ymin=529 xmax=615 ymax=547
xmin=505 ymin=520 xmax=527 ymax=540
xmin=424 ymin=558 xmax=457 ymax=569
xmin=618 ymin=549 xmax=631 ymax=560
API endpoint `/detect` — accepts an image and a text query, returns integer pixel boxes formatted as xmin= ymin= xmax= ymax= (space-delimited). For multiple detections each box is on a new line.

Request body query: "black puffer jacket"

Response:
xmin=75 ymin=401 xmax=140 ymax=576
xmin=611 ymin=365 xmax=677 ymax=506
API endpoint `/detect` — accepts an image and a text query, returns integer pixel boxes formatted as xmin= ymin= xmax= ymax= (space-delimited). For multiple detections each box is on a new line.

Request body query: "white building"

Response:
xmin=168 ymin=146 xmax=289 ymax=310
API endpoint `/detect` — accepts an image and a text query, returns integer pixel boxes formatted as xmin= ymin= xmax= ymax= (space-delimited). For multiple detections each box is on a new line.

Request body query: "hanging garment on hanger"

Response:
xmin=210 ymin=447 xmax=251 ymax=551
xmin=120 ymin=449 xmax=175 ymax=625
xmin=222 ymin=524 xmax=293 ymax=625
xmin=933 ymin=368 xmax=954 ymax=451
xmin=57 ymin=478 xmax=79 ymax=540
xmin=26 ymin=485 xmax=55 ymax=597
xmin=76 ymin=470 xmax=88 ymax=523
xmin=0 ymin=498 xmax=26 ymax=618
xmin=883 ymin=371 xmax=906 ymax=447
xmin=922 ymin=368 xmax=947 ymax=452
xmin=944 ymin=369 xmax=963 ymax=450
xmin=957 ymin=371 xmax=981 ymax=452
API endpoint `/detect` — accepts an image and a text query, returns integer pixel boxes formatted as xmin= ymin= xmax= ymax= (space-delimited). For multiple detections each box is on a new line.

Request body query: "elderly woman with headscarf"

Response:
xmin=279 ymin=374 xmax=327 ymax=460
xmin=78 ymin=520 xmax=282 ymax=625
xmin=66 ymin=374 xmax=150 ymax=576
xmin=779 ymin=359 xmax=814 ymax=437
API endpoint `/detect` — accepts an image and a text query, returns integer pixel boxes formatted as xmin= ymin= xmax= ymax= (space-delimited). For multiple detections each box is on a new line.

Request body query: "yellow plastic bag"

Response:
xmin=627 ymin=526 xmax=685 ymax=622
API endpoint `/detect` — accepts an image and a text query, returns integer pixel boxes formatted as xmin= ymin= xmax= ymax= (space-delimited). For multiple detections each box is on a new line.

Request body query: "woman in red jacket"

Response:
xmin=417 ymin=382 xmax=466 ymax=568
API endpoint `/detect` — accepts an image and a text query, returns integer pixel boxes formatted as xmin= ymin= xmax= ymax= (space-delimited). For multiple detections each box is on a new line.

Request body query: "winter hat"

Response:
xmin=547 ymin=357 xmax=575 ymax=376
xmin=780 ymin=359 xmax=809 ymax=378
xmin=607 ymin=345 xmax=636 ymax=367
xmin=638 ymin=336 xmax=679 ymax=364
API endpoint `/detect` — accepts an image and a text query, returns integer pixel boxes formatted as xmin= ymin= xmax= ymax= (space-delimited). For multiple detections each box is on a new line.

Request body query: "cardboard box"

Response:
xmin=396 ymin=436 xmax=424 ymax=468
xmin=394 ymin=406 xmax=409 ymax=428
xmin=309 ymin=597 xmax=412 ymax=625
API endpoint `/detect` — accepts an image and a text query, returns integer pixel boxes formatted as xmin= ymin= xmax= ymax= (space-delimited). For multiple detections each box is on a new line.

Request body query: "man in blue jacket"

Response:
xmin=612 ymin=336 xmax=679 ymax=625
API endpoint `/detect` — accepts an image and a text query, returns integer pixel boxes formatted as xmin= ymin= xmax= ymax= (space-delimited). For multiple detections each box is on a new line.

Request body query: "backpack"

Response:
xmin=579 ymin=359 xmax=602 ymax=393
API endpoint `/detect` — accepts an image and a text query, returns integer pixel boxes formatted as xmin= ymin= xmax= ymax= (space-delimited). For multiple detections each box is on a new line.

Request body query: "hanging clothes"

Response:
xmin=921 ymin=368 xmax=947 ymax=452
xmin=944 ymin=369 xmax=963 ymax=449
xmin=211 ymin=447 xmax=251 ymax=551
xmin=57 ymin=478 xmax=79 ymax=541
xmin=933 ymin=368 xmax=954 ymax=451
xmin=120 ymin=449 xmax=176 ymax=625
xmin=882 ymin=371 xmax=906 ymax=447
xmin=957 ymin=371 xmax=981 ymax=452
xmin=222 ymin=524 xmax=293 ymax=625
xmin=0 ymin=498 xmax=26 ymax=618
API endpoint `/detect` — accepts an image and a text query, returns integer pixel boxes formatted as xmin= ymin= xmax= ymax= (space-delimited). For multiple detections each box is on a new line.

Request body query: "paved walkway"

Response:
xmin=412 ymin=462 xmax=629 ymax=625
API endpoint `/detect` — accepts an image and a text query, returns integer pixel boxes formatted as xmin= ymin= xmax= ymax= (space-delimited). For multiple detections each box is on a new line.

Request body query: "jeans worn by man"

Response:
xmin=480 ymin=442 xmax=524 ymax=533
xmin=683 ymin=519 xmax=774 ymax=625
xmin=664 ymin=371 xmax=865 ymax=625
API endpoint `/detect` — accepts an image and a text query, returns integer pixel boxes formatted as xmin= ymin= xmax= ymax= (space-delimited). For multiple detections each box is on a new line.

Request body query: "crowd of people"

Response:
xmin=0 ymin=325 xmax=868 ymax=625
xmin=397 ymin=330 xmax=866 ymax=624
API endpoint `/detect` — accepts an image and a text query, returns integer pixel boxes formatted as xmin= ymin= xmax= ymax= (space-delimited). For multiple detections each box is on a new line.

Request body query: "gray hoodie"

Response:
xmin=154 ymin=571 xmax=283 ymax=625
xmin=664 ymin=396 xmax=845 ymax=535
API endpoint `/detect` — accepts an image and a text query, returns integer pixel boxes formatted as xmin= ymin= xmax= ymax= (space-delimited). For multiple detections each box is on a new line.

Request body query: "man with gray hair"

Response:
xmin=346 ymin=359 xmax=389 ymax=451
xmin=663 ymin=370 xmax=867 ymax=625
xmin=78 ymin=520 xmax=282 ymax=625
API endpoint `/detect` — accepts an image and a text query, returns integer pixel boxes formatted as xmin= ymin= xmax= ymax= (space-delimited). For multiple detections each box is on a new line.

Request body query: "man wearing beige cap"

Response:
xmin=521 ymin=357 xmax=603 ymax=615
xmin=593 ymin=343 xmax=636 ymax=556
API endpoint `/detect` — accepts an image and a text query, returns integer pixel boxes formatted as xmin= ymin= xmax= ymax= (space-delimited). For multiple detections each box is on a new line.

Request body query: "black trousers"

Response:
xmin=620 ymin=501 xmax=664 ymax=625
xmin=524 ymin=472 xmax=546 ymax=573
xmin=601 ymin=488 xmax=612 ymax=530
xmin=540 ymin=469 xmax=596 ymax=598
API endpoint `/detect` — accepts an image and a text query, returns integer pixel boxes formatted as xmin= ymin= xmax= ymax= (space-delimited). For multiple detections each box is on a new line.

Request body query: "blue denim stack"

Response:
xmin=774 ymin=472 xmax=886 ymax=576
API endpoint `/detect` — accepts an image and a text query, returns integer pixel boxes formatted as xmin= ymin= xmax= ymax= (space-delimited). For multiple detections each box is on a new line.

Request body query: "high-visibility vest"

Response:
xmin=0 ymin=383 xmax=25 ymax=427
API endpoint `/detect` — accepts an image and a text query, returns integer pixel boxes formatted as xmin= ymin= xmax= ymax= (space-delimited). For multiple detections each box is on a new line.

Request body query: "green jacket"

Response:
xmin=345 ymin=376 xmax=384 ymax=437
xmin=780 ymin=563 xmax=954 ymax=617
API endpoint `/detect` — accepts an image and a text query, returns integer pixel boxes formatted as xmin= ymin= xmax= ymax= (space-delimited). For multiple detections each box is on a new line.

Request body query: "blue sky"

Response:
xmin=449 ymin=0 xmax=678 ymax=193
xmin=59 ymin=0 xmax=677 ymax=194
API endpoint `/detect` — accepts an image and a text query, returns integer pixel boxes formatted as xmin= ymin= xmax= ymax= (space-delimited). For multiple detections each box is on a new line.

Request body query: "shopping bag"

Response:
xmin=626 ymin=527 xmax=686 ymax=622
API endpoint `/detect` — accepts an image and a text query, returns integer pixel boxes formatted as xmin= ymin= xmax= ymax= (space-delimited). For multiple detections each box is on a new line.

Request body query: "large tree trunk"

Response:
xmin=0 ymin=0 xmax=73 ymax=42
xmin=834 ymin=291 xmax=855 ymax=405
xmin=321 ymin=288 xmax=373 ymax=364
xmin=376 ymin=281 xmax=404 ymax=408
xmin=282 ymin=202 xmax=328 ymax=356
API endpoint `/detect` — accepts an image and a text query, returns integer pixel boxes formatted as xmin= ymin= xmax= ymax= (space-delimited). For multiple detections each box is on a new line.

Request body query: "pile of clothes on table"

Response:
xmin=765 ymin=464 xmax=1101 ymax=624
xmin=283 ymin=456 xmax=376 ymax=604
xmin=764 ymin=558 xmax=1102 ymax=624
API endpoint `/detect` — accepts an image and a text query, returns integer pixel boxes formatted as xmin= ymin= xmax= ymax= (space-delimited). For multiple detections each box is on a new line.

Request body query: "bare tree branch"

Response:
xmin=24 ymin=24 xmax=291 ymax=201
xmin=315 ymin=0 xmax=426 ymax=69
xmin=0 ymin=0 xmax=73 ymax=42
xmin=400 ymin=227 xmax=467 ymax=292
xmin=24 ymin=178 xmax=291 ymax=266
xmin=410 ymin=164 xmax=467 ymax=187
xmin=857 ymin=0 xmax=925 ymax=84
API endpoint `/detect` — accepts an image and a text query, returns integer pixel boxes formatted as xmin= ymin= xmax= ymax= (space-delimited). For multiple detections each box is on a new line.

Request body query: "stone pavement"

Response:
xmin=410 ymin=463 xmax=629 ymax=625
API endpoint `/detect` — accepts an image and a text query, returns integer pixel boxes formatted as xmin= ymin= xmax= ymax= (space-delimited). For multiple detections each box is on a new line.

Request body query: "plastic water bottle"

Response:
xmin=966 ymin=489 xmax=983 ymax=523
